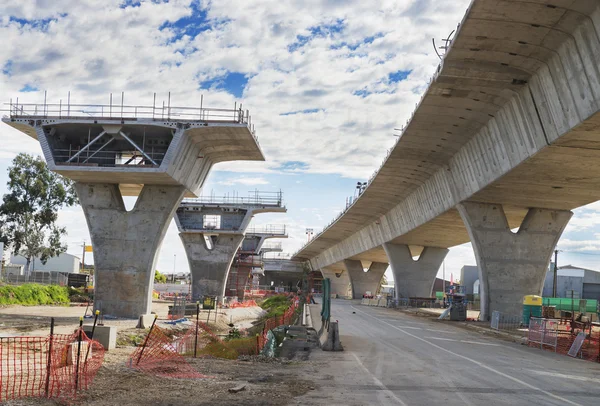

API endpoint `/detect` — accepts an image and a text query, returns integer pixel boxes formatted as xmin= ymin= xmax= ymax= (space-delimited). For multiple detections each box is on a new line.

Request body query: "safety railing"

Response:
xmin=261 ymin=242 xmax=283 ymax=251
xmin=263 ymin=253 xmax=293 ymax=260
xmin=4 ymin=93 xmax=257 ymax=141
xmin=182 ymin=190 xmax=283 ymax=207
xmin=6 ymin=100 xmax=249 ymax=124
xmin=246 ymin=224 xmax=287 ymax=235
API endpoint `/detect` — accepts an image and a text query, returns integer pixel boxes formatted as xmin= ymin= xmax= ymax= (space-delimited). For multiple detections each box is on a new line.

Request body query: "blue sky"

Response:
xmin=1 ymin=0 xmax=600 ymax=281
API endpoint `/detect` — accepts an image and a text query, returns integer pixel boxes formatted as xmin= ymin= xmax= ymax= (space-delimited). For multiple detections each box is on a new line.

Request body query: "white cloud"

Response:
xmin=217 ymin=176 xmax=269 ymax=186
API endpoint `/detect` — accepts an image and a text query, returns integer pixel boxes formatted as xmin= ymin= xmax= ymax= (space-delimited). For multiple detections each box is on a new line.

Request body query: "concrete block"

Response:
xmin=83 ymin=325 xmax=117 ymax=351
xmin=136 ymin=314 xmax=155 ymax=329
xmin=320 ymin=321 xmax=343 ymax=351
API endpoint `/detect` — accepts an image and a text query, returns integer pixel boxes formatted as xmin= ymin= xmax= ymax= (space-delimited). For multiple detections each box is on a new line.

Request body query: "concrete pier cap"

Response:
xmin=2 ymin=96 xmax=264 ymax=318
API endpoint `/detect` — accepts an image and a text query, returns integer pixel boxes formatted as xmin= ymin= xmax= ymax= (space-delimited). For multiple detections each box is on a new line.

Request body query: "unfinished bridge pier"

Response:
xmin=3 ymin=99 xmax=263 ymax=318
xmin=175 ymin=194 xmax=286 ymax=300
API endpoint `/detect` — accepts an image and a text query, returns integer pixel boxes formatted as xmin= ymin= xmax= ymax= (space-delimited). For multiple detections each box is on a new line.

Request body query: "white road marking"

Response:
xmin=398 ymin=326 xmax=422 ymax=330
xmin=532 ymin=370 xmax=600 ymax=384
xmin=425 ymin=328 xmax=456 ymax=334
xmin=350 ymin=352 xmax=408 ymax=406
xmin=424 ymin=336 xmax=500 ymax=346
xmin=351 ymin=306 xmax=584 ymax=406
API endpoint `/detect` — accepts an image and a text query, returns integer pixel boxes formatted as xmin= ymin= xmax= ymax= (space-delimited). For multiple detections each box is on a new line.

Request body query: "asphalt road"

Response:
xmin=296 ymin=299 xmax=600 ymax=406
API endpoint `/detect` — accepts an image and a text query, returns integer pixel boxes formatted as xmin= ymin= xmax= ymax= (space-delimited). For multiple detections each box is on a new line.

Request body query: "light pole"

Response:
xmin=173 ymin=254 xmax=176 ymax=283
xmin=306 ymin=228 xmax=314 ymax=242
xmin=356 ymin=182 xmax=367 ymax=196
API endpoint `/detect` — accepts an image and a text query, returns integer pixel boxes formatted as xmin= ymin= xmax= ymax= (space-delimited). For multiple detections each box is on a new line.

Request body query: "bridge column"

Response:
xmin=180 ymin=233 xmax=245 ymax=300
xmin=320 ymin=267 xmax=352 ymax=299
xmin=382 ymin=243 xmax=448 ymax=299
xmin=457 ymin=202 xmax=572 ymax=321
xmin=343 ymin=260 xmax=388 ymax=299
xmin=77 ymin=183 xmax=186 ymax=318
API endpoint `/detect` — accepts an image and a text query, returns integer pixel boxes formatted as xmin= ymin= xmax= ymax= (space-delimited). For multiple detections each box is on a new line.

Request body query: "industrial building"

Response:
xmin=461 ymin=264 xmax=600 ymax=301
xmin=10 ymin=253 xmax=81 ymax=274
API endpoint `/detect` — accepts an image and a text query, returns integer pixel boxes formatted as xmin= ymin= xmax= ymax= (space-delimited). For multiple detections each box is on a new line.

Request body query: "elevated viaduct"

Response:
xmin=292 ymin=0 xmax=600 ymax=320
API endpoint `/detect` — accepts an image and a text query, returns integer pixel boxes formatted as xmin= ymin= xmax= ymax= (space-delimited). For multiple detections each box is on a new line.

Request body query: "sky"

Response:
xmin=1 ymin=0 xmax=600 ymax=283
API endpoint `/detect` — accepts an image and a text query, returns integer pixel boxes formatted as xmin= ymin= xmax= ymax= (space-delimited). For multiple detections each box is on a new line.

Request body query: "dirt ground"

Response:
xmin=1 ymin=302 xmax=324 ymax=406
xmin=3 ymin=348 xmax=321 ymax=406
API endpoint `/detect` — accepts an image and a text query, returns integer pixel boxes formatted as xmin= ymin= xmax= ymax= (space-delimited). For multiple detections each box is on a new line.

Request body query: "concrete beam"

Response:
xmin=320 ymin=267 xmax=351 ymax=299
xmin=457 ymin=202 xmax=572 ymax=320
xmin=180 ymin=233 xmax=245 ymax=300
xmin=343 ymin=260 xmax=388 ymax=299
xmin=382 ymin=243 xmax=448 ymax=299
xmin=77 ymin=183 xmax=185 ymax=318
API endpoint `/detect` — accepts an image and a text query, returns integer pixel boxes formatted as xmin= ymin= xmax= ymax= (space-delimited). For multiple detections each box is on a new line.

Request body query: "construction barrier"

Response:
xmin=528 ymin=317 xmax=600 ymax=362
xmin=128 ymin=324 xmax=208 ymax=379
xmin=257 ymin=299 xmax=299 ymax=352
xmin=230 ymin=299 xmax=259 ymax=308
xmin=0 ymin=328 xmax=105 ymax=404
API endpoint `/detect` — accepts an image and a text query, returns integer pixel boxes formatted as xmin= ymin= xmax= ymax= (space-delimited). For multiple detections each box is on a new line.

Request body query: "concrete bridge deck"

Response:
xmin=292 ymin=0 xmax=600 ymax=319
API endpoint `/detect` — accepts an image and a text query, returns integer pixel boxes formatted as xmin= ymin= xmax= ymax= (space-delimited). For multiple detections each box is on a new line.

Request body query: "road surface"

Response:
xmin=297 ymin=300 xmax=600 ymax=405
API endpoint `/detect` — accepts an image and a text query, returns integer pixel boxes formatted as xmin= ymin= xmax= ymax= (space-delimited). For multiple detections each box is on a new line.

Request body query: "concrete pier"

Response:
xmin=382 ymin=243 xmax=448 ymax=299
xmin=4 ymin=99 xmax=263 ymax=318
xmin=176 ymin=196 xmax=286 ymax=299
xmin=457 ymin=202 xmax=572 ymax=320
xmin=78 ymin=183 xmax=185 ymax=316
xmin=321 ymin=267 xmax=352 ymax=298
xmin=343 ymin=260 xmax=388 ymax=299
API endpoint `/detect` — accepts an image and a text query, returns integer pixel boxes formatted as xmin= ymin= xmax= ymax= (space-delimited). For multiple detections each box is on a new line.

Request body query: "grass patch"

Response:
xmin=225 ymin=336 xmax=259 ymax=356
xmin=260 ymin=295 xmax=291 ymax=319
xmin=191 ymin=335 xmax=239 ymax=360
xmin=0 ymin=284 xmax=70 ymax=306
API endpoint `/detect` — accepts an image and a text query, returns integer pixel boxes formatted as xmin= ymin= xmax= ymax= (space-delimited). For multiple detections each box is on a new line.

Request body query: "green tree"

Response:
xmin=378 ymin=275 xmax=388 ymax=294
xmin=154 ymin=270 xmax=167 ymax=283
xmin=0 ymin=154 xmax=77 ymax=278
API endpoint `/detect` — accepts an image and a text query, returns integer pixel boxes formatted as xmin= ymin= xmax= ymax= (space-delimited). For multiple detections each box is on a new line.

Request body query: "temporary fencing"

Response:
xmin=128 ymin=321 xmax=208 ymax=379
xmin=490 ymin=311 xmax=522 ymax=334
xmin=528 ymin=317 xmax=600 ymax=362
xmin=229 ymin=299 xmax=258 ymax=308
xmin=0 ymin=323 xmax=105 ymax=404
xmin=257 ymin=298 xmax=299 ymax=352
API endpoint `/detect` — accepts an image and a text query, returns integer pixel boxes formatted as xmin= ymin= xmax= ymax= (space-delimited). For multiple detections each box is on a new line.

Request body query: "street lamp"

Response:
xmin=356 ymin=182 xmax=367 ymax=196
xmin=306 ymin=228 xmax=314 ymax=242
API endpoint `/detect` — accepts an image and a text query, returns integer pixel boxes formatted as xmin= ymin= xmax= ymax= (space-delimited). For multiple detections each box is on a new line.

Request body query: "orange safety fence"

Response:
xmin=0 ymin=328 xmax=105 ymax=404
xmin=257 ymin=298 xmax=300 ymax=352
xmin=229 ymin=299 xmax=259 ymax=308
xmin=128 ymin=325 xmax=207 ymax=379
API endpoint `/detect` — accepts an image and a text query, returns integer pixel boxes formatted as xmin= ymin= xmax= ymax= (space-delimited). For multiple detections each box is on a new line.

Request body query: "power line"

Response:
xmin=559 ymin=250 xmax=600 ymax=256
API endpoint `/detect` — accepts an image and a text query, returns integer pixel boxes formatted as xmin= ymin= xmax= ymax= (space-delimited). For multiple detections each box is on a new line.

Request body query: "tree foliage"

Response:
xmin=154 ymin=269 xmax=167 ymax=283
xmin=0 ymin=154 xmax=78 ymax=274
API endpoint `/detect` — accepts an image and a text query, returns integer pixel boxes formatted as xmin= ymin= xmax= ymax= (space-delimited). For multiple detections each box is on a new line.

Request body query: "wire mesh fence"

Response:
xmin=0 ymin=326 xmax=105 ymax=404
xmin=1 ymin=271 xmax=68 ymax=286
xmin=490 ymin=311 xmax=523 ymax=334
xmin=528 ymin=318 xmax=600 ymax=362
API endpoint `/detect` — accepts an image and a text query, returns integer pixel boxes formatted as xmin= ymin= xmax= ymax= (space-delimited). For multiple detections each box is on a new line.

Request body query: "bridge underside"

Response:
xmin=295 ymin=0 xmax=600 ymax=318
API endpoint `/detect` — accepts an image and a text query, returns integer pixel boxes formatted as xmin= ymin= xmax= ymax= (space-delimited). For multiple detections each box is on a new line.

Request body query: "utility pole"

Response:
xmin=81 ymin=240 xmax=86 ymax=273
xmin=442 ymin=260 xmax=446 ymax=296
xmin=552 ymin=249 xmax=558 ymax=298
